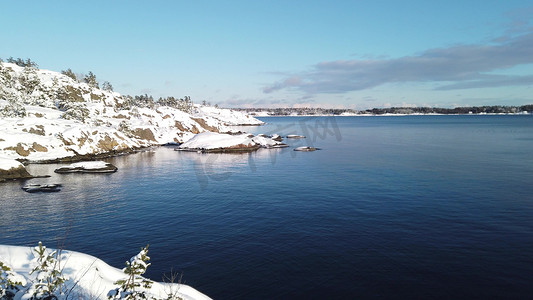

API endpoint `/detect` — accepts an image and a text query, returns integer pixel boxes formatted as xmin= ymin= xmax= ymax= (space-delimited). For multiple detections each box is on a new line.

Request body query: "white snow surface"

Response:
xmin=0 ymin=245 xmax=211 ymax=300
xmin=0 ymin=62 xmax=263 ymax=162
xmin=0 ymin=157 xmax=23 ymax=171
xmin=251 ymin=135 xmax=278 ymax=147
xmin=178 ymin=132 xmax=285 ymax=150
xmin=63 ymin=160 xmax=111 ymax=169
xmin=179 ymin=132 xmax=256 ymax=150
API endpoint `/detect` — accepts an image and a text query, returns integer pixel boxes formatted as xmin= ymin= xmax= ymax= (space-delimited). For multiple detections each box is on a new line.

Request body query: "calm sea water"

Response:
xmin=1 ymin=115 xmax=533 ymax=299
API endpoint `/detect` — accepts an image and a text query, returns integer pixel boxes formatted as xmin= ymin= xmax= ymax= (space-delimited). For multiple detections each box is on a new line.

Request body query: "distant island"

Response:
xmin=235 ymin=105 xmax=533 ymax=116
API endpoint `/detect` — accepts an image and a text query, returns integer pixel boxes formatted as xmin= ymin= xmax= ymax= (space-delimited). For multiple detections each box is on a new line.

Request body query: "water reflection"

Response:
xmin=1 ymin=161 xmax=126 ymax=245
xmin=0 ymin=146 xmax=292 ymax=245
xmin=182 ymin=148 xmax=287 ymax=189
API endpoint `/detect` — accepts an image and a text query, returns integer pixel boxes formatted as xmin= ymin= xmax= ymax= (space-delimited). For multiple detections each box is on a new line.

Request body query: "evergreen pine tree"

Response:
xmin=102 ymin=81 xmax=114 ymax=92
xmin=0 ymin=259 xmax=26 ymax=299
xmin=84 ymin=71 xmax=99 ymax=89
xmin=24 ymin=58 xmax=38 ymax=68
xmin=61 ymin=68 xmax=77 ymax=81
xmin=26 ymin=242 xmax=68 ymax=300
xmin=108 ymin=245 xmax=153 ymax=300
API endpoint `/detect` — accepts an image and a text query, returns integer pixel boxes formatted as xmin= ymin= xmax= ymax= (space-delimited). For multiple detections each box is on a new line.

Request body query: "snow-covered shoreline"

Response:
xmin=0 ymin=62 xmax=263 ymax=172
xmin=0 ymin=244 xmax=211 ymax=300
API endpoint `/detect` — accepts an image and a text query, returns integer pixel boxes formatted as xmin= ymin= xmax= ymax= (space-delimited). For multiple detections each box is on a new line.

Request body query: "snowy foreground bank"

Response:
xmin=0 ymin=244 xmax=211 ymax=300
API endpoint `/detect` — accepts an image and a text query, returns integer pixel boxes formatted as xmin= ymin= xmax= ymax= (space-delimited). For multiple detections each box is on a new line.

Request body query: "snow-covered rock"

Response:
xmin=54 ymin=161 xmax=118 ymax=173
xmin=0 ymin=62 xmax=263 ymax=162
xmin=0 ymin=244 xmax=211 ymax=300
xmin=286 ymin=134 xmax=306 ymax=139
xmin=294 ymin=146 xmax=319 ymax=151
xmin=178 ymin=132 xmax=287 ymax=152
xmin=251 ymin=135 xmax=288 ymax=148
xmin=271 ymin=134 xmax=283 ymax=141
xmin=0 ymin=157 xmax=33 ymax=181
xmin=0 ymin=157 xmax=23 ymax=170
xmin=178 ymin=132 xmax=259 ymax=152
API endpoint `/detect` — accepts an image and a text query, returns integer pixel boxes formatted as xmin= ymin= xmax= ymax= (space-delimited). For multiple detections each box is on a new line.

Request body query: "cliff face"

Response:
xmin=0 ymin=62 xmax=263 ymax=162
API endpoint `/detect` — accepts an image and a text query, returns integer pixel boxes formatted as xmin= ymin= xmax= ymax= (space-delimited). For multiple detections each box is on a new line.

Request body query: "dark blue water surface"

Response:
xmin=1 ymin=115 xmax=533 ymax=299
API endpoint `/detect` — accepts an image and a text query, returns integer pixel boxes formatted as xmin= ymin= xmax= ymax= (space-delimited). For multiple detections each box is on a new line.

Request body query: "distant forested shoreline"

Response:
xmin=234 ymin=105 xmax=533 ymax=116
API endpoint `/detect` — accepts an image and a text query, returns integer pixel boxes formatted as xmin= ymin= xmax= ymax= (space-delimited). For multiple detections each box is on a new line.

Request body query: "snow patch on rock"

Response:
xmin=0 ymin=157 xmax=23 ymax=170
xmin=179 ymin=132 xmax=257 ymax=150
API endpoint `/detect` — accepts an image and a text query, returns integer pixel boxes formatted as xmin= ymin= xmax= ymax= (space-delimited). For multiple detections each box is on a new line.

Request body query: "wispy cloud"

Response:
xmin=263 ymin=31 xmax=533 ymax=94
xmin=435 ymin=74 xmax=533 ymax=90
xmin=502 ymin=7 xmax=533 ymax=36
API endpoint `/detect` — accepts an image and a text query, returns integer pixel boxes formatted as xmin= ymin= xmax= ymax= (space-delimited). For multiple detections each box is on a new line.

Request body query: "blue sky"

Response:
xmin=2 ymin=0 xmax=533 ymax=109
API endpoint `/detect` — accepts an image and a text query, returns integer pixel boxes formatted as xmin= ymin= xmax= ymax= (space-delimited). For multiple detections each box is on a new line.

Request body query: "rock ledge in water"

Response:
xmin=54 ymin=161 xmax=118 ymax=173
xmin=22 ymin=184 xmax=62 ymax=193
xmin=286 ymin=134 xmax=306 ymax=139
xmin=294 ymin=146 xmax=319 ymax=152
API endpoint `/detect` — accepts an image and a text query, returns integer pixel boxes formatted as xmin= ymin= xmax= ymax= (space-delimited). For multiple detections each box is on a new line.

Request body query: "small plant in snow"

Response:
xmin=161 ymin=270 xmax=183 ymax=300
xmin=108 ymin=245 xmax=154 ymax=300
xmin=26 ymin=242 xmax=68 ymax=300
xmin=0 ymin=258 xmax=27 ymax=299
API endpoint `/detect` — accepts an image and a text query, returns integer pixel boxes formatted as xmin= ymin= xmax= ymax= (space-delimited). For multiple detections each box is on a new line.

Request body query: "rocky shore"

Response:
xmin=0 ymin=61 xmax=265 ymax=180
